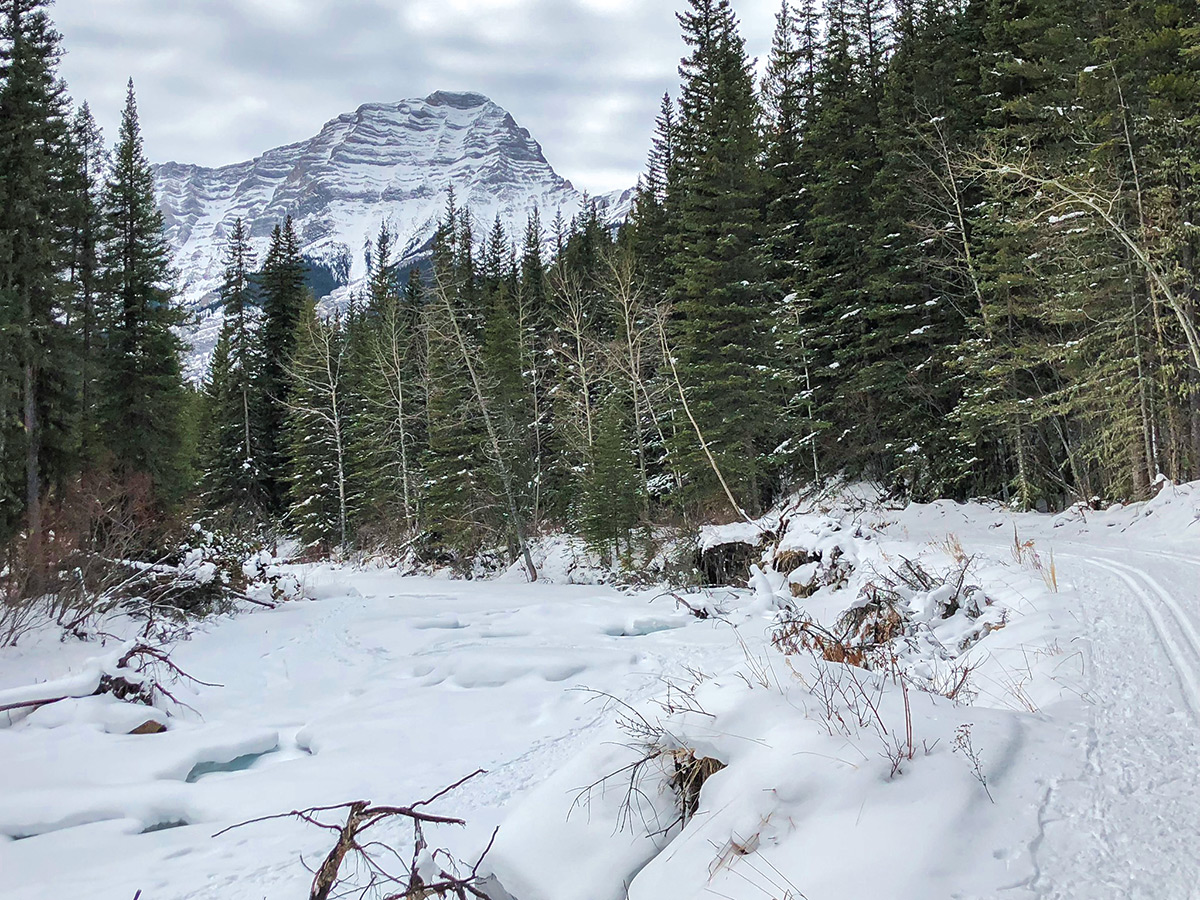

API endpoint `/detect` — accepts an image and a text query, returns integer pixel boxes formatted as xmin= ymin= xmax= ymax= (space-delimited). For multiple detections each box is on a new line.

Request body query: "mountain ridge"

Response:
xmin=154 ymin=91 xmax=633 ymax=376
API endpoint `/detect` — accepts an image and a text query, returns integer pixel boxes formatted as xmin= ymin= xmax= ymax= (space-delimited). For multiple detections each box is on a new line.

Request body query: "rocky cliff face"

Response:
xmin=154 ymin=91 xmax=632 ymax=375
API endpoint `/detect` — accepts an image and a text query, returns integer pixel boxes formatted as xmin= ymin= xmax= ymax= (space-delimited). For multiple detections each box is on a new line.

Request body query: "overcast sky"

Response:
xmin=52 ymin=0 xmax=778 ymax=195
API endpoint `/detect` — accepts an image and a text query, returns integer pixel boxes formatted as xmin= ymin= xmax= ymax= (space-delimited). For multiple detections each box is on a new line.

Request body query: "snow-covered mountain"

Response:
xmin=154 ymin=91 xmax=634 ymax=377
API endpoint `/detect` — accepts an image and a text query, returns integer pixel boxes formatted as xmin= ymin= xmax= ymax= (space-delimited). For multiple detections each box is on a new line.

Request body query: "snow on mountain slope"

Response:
xmin=154 ymin=91 xmax=634 ymax=377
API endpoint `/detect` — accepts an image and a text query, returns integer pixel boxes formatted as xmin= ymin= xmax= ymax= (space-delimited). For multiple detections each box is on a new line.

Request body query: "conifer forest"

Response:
xmin=9 ymin=3 xmax=1200 ymax=899
xmin=3 ymin=0 xmax=1200 ymax=576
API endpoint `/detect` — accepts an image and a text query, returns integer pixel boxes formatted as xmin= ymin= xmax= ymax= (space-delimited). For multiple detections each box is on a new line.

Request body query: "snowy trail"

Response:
xmin=1030 ymin=544 xmax=1200 ymax=899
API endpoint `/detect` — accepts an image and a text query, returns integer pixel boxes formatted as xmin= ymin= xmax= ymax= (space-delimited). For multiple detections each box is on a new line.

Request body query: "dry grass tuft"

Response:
xmin=933 ymin=533 xmax=969 ymax=565
xmin=771 ymin=615 xmax=868 ymax=667
xmin=1010 ymin=527 xmax=1059 ymax=592
xmin=835 ymin=591 xmax=909 ymax=650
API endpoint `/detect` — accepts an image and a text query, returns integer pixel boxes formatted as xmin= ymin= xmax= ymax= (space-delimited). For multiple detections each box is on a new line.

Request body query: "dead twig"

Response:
xmin=214 ymin=772 xmax=493 ymax=900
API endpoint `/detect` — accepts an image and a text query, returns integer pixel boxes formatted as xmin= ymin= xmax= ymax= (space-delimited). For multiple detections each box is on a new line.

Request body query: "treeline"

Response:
xmin=203 ymin=0 xmax=1200 ymax=570
xmin=6 ymin=0 xmax=1200 ymax=586
xmin=629 ymin=0 xmax=1200 ymax=513
xmin=200 ymin=203 xmax=652 ymax=572
xmin=1 ymin=1 xmax=190 ymax=583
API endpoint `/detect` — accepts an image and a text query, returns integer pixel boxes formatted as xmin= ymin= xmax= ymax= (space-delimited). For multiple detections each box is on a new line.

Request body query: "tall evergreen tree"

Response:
xmin=948 ymin=0 xmax=1103 ymax=507
xmin=790 ymin=0 xmax=890 ymax=481
xmin=850 ymin=0 xmax=982 ymax=497
xmin=98 ymin=81 xmax=187 ymax=506
xmin=761 ymin=0 xmax=824 ymax=488
xmin=368 ymin=240 xmax=426 ymax=535
xmin=259 ymin=216 xmax=307 ymax=514
xmin=67 ymin=102 xmax=107 ymax=464
xmin=578 ymin=398 xmax=644 ymax=565
xmin=516 ymin=209 xmax=556 ymax=526
xmin=285 ymin=304 xmax=356 ymax=548
xmin=200 ymin=219 xmax=267 ymax=518
xmin=0 ymin=0 xmax=77 ymax=547
xmin=628 ymin=93 xmax=678 ymax=300
xmin=666 ymin=0 xmax=771 ymax=516
xmin=421 ymin=204 xmax=495 ymax=558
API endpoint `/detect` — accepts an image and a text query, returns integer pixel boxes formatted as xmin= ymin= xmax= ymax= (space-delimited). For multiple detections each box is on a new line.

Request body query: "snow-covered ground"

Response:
xmin=4 ymin=485 xmax=1200 ymax=899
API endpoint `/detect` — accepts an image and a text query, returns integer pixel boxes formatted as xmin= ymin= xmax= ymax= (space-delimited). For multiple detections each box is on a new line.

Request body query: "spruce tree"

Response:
xmin=67 ymin=102 xmax=107 ymax=465
xmin=98 ymin=81 xmax=187 ymax=507
xmin=666 ymin=0 xmax=771 ymax=516
xmin=366 ymin=221 xmax=396 ymax=315
xmin=761 ymin=0 xmax=818 ymax=291
xmin=421 ymin=206 xmax=495 ymax=558
xmin=949 ymin=0 xmax=1103 ymax=507
xmin=791 ymin=0 xmax=889 ymax=482
xmin=483 ymin=215 xmax=509 ymax=293
xmin=578 ymin=398 xmax=644 ymax=566
xmin=285 ymin=303 xmax=355 ymax=548
xmin=852 ymin=0 xmax=982 ymax=497
xmin=200 ymin=219 xmax=267 ymax=518
xmin=628 ymin=93 xmax=677 ymax=301
xmin=259 ymin=216 xmax=307 ymax=514
xmin=369 ymin=248 xmax=425 ymax=535
xmin=0 ymin=0 xmax=77 ymax=547
xmin=761 ymin=0 xmax=824 ymax=489
xmin=481 ymin=267 xmax=533 ymax=522
xmin=339 ymin=291 xmax=387 ymax=543
xmin=517 ymin=209 xmax=556 ymax=526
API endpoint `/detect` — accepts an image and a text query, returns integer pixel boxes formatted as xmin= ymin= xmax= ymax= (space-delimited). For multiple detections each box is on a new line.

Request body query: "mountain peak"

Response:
xmin=155 ymin=90 xmax=633 ymax=378
xmin=423 ymin=90 xmax=491 ymax=110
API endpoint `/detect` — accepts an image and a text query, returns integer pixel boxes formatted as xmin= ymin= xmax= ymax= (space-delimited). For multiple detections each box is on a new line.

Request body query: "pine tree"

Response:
xmin=948 ymin=0 xmax=1105 ymax=507
xmin=421 ymin=205 xmax=495 ymax=558
xmin=516 ymin=209 xmax=556 ymax=526
xmin=98 ymin=81 xmax=187 ymax=507
xmin=578 ymin=398 xmax=644 ymax=566
xmin=419 ymin=202 xmax=537 ymax=576
xmin=789 ymin=0 xmax=890 ymax=482
xmin=1082 ymin=0 xmax=1200 ymax=493
xmin=628 ymin=93 xmax=678 ymax=301
xmin=483 ymin=214 xmax=509 ymax=293
xmin=850 ymin=0 xmax=982 ymax=497
xmin=520 ymin=208 xmax=547 ymax=309
xmin=761 ymin=0 xmax=819 ymax=290
xmin=366 ymin=221 xmax=396 ymax=315
xmin=369 ymin=252 xmax=426 ymax=535
xmin=339 ymin=291 xmax=387 ymax=543
xmin=67 ymin=102 xmax=107 ymax=464
xmin=481 ymin=267 xmax=533 ymax=518
xmin=285 ymin=303 xmax=355 ymax=548
xmin=761 ymin=0 xmax=824 ymax=489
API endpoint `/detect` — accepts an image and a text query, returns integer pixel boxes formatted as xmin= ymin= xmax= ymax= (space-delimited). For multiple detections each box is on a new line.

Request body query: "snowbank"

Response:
xmin=486 ymin=506 xmax=1082 ymax=900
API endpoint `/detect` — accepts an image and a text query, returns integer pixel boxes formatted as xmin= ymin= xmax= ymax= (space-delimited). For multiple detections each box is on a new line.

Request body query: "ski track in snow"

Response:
xmin=1031 ymin=545 xmax=1200 ymax=899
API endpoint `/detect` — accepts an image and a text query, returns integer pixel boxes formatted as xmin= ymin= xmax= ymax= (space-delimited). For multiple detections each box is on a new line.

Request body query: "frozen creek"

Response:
xmin=4 ymin=486 xmax=1200 ymax=899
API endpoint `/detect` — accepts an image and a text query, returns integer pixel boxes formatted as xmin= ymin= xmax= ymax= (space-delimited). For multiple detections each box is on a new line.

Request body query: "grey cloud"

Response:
xmin=54 ymin=0 xmax=777 ymax=194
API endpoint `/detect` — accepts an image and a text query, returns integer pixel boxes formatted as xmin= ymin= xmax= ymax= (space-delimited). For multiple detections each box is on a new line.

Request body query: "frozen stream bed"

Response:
xmin=4 ymin=485 xmax=1200 ymax=899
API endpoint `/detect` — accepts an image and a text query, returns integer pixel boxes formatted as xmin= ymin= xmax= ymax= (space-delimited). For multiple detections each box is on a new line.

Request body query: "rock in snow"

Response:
xmin=154 ymin=91 xmax=634 ymax=377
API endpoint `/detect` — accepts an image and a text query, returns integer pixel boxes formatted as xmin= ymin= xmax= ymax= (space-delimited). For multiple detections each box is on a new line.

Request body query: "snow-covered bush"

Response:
xmin=773 ymin=555 xmax=1006 ymax=678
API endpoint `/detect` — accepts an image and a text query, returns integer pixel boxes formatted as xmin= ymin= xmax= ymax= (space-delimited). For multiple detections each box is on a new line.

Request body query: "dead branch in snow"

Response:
xmin=0 ymin=641 xmax=219 ymax=721
xmin=213 ymin=770 xmax=496 ymax=900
